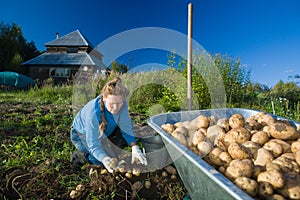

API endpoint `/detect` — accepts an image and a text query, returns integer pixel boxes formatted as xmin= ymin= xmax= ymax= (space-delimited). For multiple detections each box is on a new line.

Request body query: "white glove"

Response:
xmin=102 ymin=156 xmax=113 ymax=173
xmin=131 ymin=145 xmax=147 ymax=165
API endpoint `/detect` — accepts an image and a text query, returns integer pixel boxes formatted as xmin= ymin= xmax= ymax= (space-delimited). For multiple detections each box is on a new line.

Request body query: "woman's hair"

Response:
xmin=99 ymin=77 xmax=129 ymax=136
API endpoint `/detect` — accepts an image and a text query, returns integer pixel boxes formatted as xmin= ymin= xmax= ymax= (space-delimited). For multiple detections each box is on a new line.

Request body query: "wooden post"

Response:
xmin=187 ymin=3 xmax=193 ymax=110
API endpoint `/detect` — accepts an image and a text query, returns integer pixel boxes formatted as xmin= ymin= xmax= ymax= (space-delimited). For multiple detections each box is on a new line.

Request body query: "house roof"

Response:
xmin=45 ymin=30 xmax=94 ymax=47
xmin=22 ymin=52 xmax=106 ymax=68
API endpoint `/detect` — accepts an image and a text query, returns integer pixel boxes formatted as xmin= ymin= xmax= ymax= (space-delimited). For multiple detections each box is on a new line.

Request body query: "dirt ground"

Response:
xmin=0 ymin=101 xmax=188 ymax=200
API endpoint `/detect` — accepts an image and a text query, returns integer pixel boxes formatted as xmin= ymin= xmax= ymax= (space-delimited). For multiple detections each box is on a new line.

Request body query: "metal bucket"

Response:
xmin=141 ymin=134 xmax=172 ymax=170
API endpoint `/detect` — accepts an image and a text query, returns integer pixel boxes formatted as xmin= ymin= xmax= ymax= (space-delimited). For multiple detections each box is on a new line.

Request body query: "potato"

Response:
xmin=207 ymin=147 xmax=223 ymax=166
xmin=218 ymin=151 xmax=232 ymax=167
xmin=263 ymin=122 xmax=300 ymax=140
xmin=246 ymin=116 xmax=263 ymax=130
xmin=242 ymin=141 xmax=261 ymax=155
xmin=264 ymin=140 xmax=284 ymax=157
xmin=161 ymin=123 xmax=175 ymax=134
xmin=209 ymin=115 xmax=218 ymax=126
xmin=217 ymin=118 xmax=230 ymax=132
xmin=272 ymin=154 xmax=299 ymax=174
xmin=257 ymin=169 xmax=285 ymax=189
xmin=229 ymin=114 xmax=245 ymax=128
xmin=254 ymin=148 xmax=274 ymax=167
xmin=189 ymin=115 xmax=210 ymax=129
xmin=206 ymin=125 xmax=225 ymax=144
xmin=228 ymin=142 xmax=251 ymax=159
xmin=265 ymin=162 xmax=281 ymax=172
xmin=192 ymin=130 xmax=205 ymax=146
xmin=214 ymin=132 xmax=227 ymax=151
xmin=258 ymin=182 xmax=274 ymax=198
xmin=234 ymin=177 xmax=258 ymax=197
xmin=173 ymin=126 xmax=188 ymax=136
xmin=278 ymin=173 xmax=300 ymax=199
xmin=291 ymin=141 xmax=300 ymax=153
xmin=265 ymin=194 xmax=286 ymax=200
xmin=270 ymin=139 xmax=291 ymax=153
xmin=197 ymin=141 xmax=213 ymax=157
xmin=172 ymin=131 xmax=187 ymax=146
xmin=224 ymin=127 xmax=251 ymax=147
xmin=252 ymin=165 xmax=265 ymax=180
xmin=225 ymin=159 xmax=254 ymax=181
xmin=256 ymin=112 xmax=276 ymax=126
xmin=251 ymin=131 xmax=269 ymax=145
xmin=295 ymin=150 xmax=300 ymax=166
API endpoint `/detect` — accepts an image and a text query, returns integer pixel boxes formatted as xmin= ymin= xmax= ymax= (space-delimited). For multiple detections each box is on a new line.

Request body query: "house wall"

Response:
xmin=29 ymin=65 xmax=80 ymax=83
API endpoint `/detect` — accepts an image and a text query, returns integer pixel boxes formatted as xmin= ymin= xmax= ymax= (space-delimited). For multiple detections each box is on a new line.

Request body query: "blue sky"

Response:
xmin=1 ymin=0 xmax=300 ymax=87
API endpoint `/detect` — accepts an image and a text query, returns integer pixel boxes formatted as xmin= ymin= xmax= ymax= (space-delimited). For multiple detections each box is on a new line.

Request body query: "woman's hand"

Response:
xmin=101 ymin=156 xmax=114 ymax=173
xmin=131 ymin=145 xmax=147 ymax=165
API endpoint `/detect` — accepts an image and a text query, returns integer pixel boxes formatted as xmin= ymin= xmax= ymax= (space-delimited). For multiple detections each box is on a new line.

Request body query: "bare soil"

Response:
xmin=0 ymin=101 xmax=188 ymax=200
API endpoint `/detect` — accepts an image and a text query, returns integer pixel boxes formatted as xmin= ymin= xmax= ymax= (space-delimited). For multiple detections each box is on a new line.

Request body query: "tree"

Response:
xmin=0 ymin=22 xmax=40 ymax=73
xmin=109 ymin=61 xmax=129 ymax=74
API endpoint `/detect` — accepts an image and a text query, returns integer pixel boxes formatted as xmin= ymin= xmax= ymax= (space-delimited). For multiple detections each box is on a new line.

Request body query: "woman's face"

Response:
xmin=103 ymin=95 xmax=124 ymax=114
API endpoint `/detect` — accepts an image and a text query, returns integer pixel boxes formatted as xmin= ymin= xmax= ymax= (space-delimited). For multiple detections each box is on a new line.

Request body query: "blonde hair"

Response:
xmin=99 ymin=77 xmax=129 ymax=136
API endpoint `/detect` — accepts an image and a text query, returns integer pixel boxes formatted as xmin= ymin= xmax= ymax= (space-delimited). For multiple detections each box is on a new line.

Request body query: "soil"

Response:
xmin=0 ymin=101 xmax=188 ymax=200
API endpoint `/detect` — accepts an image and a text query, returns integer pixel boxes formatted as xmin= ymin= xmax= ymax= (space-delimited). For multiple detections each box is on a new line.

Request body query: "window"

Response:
xmin=67 ymin=47 xmax=78 ymax=53
xmin=49 ymin=68 xmax=70 ymax=77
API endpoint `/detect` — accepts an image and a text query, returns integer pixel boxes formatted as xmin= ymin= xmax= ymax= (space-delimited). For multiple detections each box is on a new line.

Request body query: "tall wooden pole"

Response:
xmin=187 ymin=3 xmax=193 ymax=110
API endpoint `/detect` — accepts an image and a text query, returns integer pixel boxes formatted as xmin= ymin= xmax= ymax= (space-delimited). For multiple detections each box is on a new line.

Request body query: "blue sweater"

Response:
xmin=72 ymin=95 xmax=136 ymax=162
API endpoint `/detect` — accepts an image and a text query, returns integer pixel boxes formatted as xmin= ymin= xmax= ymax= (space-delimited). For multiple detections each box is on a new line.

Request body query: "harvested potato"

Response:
xmin=264 ymin=140 xmax=284 ymax=157
xmin=291 ymin=141 xmax=300 ymax=153
xmin=218 ymin=151 xmax=232 ymax=167
xmin=257 ymin=169 xmax=285 ymax=189
xmin=206 ymin=125 xmax=225 ymax=144
xmin=258 ymin=182 xmax=274 ymax=198
xmin=242 ymin=141 xmax=261 ymax=155
xmin=263 ymin=122 xmax=300 ymax=140
xmin=189 ymin=115 xmax=210 ymax=129
xmin=161 ymin=123 xmax=175 ymax=134
xmin=295 ymin=150 xmax=300 ymax=166
xmin=228 ymin=142 xmax=251 ymax=159
xmin=272 ymin=154 xmax=299 ymax=174
xmin=225 ymin=159 xmax=254 ymax=181
xmin=278 ymin=173 xmax=300 ymax=199
xmin=192 ymin=130 xmax=205 ymax=146
xmin=246 ymin=116 xmax=263 ymax=130
xmin=224 ymin=127 xmax=251 ymax=147
xmin=270 ymin=139 xmax=291 ymax=153
xmin=172 ymin=131 xmax=188 ymax=146
xmin=217 ymin=118 xmax=230 ymax=132
xmin=209 ymin=115 xmax=218 ymax=126
xmin=265 ymin=194 xmax=286 ymax=200
xmin=197 ymin=141 xmax=213 ymax=157
xmin=256 ymin=112 xmax=276 ymax=126
xmin=234 ymin=177 xmax=258 ymax=197
xmin=207 ymin=147 xmax=223 ymax=166
xmin=251 ymin=131 xmax=269 ymax=145
xmin=229 ymin=114 xmax=245 ymax=128
xmin=173 ymin=126 xmax=188 ymax=137
xmin=214 ymin=132 xmax=227 ymax=151
xmin=252 ymin=165 xmax=265 ymax=180
xmin=265 ymin=162 xmax=281 ymax=172
xmin=254 ymin=148 xmax=274 ymax=167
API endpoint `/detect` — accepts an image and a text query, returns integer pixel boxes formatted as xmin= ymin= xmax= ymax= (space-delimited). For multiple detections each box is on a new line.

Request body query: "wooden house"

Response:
xmin=22 ymin=30 xmax=108 ymax=83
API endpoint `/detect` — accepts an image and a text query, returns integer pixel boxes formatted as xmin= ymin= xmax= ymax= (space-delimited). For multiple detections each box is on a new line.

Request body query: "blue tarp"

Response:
xmin=0 ymin=71 xmax=35 ymax=89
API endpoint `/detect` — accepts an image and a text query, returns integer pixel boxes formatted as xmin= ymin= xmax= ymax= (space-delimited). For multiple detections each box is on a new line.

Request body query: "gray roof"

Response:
xmin=45 ymin=30 xmax=94 ymax=47
xmin=22 ymin=52 xmax=106 ymax=68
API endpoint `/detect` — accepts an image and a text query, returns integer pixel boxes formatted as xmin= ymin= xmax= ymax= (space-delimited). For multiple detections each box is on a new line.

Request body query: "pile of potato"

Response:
xmin=161 ymin=112 xmax=300 ymax=199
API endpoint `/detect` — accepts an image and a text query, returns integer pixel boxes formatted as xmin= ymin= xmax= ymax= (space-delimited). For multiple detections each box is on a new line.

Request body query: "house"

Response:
xmin=22 ymin=30 xmax=108 ymax=83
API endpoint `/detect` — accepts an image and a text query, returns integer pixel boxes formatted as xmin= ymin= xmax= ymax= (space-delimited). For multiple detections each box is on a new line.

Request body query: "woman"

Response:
xmin=70 ymin=77 xmax=147 ymax=173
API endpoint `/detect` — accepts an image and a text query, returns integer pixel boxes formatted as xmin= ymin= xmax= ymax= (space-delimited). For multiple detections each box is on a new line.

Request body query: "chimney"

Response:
xmin=56 ymin=32 xmax=59 ymax=39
